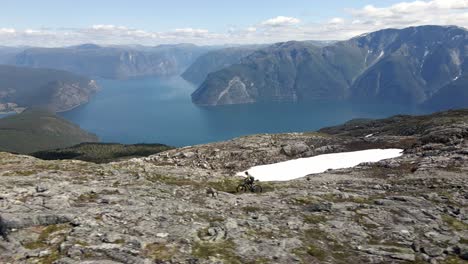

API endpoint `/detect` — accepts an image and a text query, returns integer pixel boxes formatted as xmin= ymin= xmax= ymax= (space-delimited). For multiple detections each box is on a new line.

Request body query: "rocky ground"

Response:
xmin=0 ymin=110 xmax=467 ymax=264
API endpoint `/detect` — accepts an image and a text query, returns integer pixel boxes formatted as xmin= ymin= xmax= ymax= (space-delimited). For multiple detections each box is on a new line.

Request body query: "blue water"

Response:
xmin=60 ymin=77 xmax=426 ymax=147
xmin=0 ymin=112 xmax=15 ymax=118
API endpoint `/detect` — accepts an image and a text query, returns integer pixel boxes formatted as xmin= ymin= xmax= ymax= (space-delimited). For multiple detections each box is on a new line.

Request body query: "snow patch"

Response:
xmin=377 ymin=51 xmax=385 ymax=60
xmin=237 ymin=149 xmax=403 ymax=182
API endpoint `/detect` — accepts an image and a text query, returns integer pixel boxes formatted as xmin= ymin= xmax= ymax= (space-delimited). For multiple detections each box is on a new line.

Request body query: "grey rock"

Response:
xmin=282 ymin=143 xmax=310 ymax=157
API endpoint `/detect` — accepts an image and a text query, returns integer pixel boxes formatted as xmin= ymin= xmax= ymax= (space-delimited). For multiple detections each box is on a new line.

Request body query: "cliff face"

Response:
xmin=192 ymin=26 xmax=468 ymax=108
xmin=181 ymin=46 xmax=264 ymax=86
xmin=0 ymin=65 xmax=99 ymax=112
xmin=12 ymin=44 xmax=212 ymax=79
xmin=0 ymin=109 xmax=467 ymax=263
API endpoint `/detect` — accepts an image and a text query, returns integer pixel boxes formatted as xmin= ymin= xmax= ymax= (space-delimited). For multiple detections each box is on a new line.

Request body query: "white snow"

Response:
xmin=377 ymin=51 xmax=385 ymax=60
xmin=237 ymin=149 xmax=403 ymax=182
xmin=365 ymin=133 xmax=374 ymax=138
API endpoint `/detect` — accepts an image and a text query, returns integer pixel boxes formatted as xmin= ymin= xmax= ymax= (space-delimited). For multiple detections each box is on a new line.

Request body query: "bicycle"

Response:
xmin=236 ymin=181 xmax=263 ymax=193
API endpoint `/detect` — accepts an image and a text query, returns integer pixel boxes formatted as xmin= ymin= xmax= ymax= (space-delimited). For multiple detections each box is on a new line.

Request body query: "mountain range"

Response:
xmin=191 ymin=25 xmax=467 ymax=110
xmin=181 ymin=45 xmax=264 ymax=86
xmin=9 ymin=44 xmax=214 ymax=79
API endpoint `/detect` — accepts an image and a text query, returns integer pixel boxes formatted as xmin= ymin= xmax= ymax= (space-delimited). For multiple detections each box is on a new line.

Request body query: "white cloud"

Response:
xmin=329 ymin=17 xmax=345 ymax=24
xmin=0 ymin=0 xmax=467 ymax=46
xmin=261 ymin=16 xmax=301 ymax=27
xmin=0 ymin=28 xmax=15 ymax=34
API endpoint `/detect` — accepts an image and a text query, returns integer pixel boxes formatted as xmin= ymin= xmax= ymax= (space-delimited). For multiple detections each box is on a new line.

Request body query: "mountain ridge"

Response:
xmin=0 ymin=65 xmax=98 ymax=112
xmin=10 ymin=44 xmax=214 ymax=79
xmin=191 ymin=25 xmax=467 ymax=109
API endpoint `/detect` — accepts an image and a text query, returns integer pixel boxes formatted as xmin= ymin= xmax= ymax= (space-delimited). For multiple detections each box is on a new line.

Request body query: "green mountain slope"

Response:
xmin=191 ymin=25 xmax=467 ymax=109
xmin=0 ymin=65 xmax=98 ymax=112
xmin=181 ymin=46 xmax=264 ymax=86
xmin=422 ymin=73 xmax=468 ymax=111
xmin=0 ymin=108 xmax=98 ymax=154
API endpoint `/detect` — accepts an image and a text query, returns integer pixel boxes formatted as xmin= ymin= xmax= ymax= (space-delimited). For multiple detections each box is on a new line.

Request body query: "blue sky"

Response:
xmin=1 ymin=0 xmax=406 ymax=30
xmin=0 ymin=0 xmax=467 ymax=46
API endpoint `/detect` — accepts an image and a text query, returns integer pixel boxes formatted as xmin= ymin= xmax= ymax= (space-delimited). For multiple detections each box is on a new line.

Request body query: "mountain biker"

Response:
xmin=244 ymin=171 xmax=255 ymax=185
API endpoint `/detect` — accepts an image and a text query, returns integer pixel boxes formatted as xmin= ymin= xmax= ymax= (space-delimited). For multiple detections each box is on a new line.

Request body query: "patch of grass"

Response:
xmin=442 ymin=215 xmax=468 ymax=231
xmin=206 ymin=177 xmax=243 ymax=194
xmin=36 ymin=249 xmax=61 ymax=264
xmin=76 ymin=192 xmax=99 ymax=203
xmin=293 ymin=196 xmax=317 ymax=205
xmin=114 ymin=239 xmax=125 ymax=244
xmin=242 ymin=206 xmax=262 ymax=213
xmin=294 ymin=229 xmax=352 ymax=263
xmin=441 ymin=256 xmax=468 ymax=264
xmin=195 ymin=212 xmax=225 ymax=223
xmin=23 ymin=224 xmax=70 ymax=250
xmin=460 ymin=237 xmax=468 ymax=245
xmin=74 ymin=240 xmax=89 ymax=247
xmin=303 ymin=214 xmax=327 ymax=224
xmin=306 ymin=244 xmax=327 ymax=261
xmin=2 ymin=169 xmax=37 ymax=176
xmin=143 ymin=243 xmax=175 ymax=261
xmin=246 ymin=257 xmax=270 ymax=264
xmin=192 ymin=240 xmax=241 ymax=264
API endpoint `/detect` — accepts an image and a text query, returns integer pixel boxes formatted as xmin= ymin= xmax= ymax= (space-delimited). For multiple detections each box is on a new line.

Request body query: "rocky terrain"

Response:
xmin=0 ymin=109 xmax=467 ymax=264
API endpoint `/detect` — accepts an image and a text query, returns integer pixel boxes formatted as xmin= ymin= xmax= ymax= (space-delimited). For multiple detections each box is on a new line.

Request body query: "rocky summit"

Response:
xmin=0 ymin=109 xmax=467 ymax=264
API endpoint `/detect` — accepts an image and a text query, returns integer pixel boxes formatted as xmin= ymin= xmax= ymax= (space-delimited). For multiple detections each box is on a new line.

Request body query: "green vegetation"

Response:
xmin=143 ymin=243 xmax=175 ymax=261
xmin=440 ymin=256 xmax=468 ymax=264
xmin=22 ymin=224 xmax=71 ymax=264
xmin=241 ymin=206 xmax=262 ymax=213
xmin=192 ymin=240 xmax=241 ymax=264
xmin=442 ymin=215 xmax=468 ymax=231
xmin=306 ymin=244 xmax=327 ymax=261
xmin=33 ymin=142 xmax=172 ymax=163
xmin=0 ymin=108 xmax=98 ymax=154
xmin=293 ymin=229 xmax=352 ymax=264
xmin=76 ymin=192 xmax=99 ymax=203
xmin=303 ymin=214 xmax=327 ymax=224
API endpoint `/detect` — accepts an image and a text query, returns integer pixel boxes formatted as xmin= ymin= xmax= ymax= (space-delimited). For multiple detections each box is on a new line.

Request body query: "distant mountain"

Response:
xmin=0 ymin=46 xmax=27 ymax=63
xmin=10 ymin=44 xmax=213 ymax=79
xmin=0 ymin=108 xmax=98 ymax=154
xmin=192 ymin=25 xmax=467 ymax=109
xmin=0 ymin=65 xmax=98 ymax=112
xmin=423 ymin=73 xmax=468 ymax=111
xmin=182 ymin=45 xmax=265 ymax=86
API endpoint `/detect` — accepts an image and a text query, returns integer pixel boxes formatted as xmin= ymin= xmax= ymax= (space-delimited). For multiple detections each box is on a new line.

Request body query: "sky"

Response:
xmin=0 ymin=0 xmax=467 ymax=46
